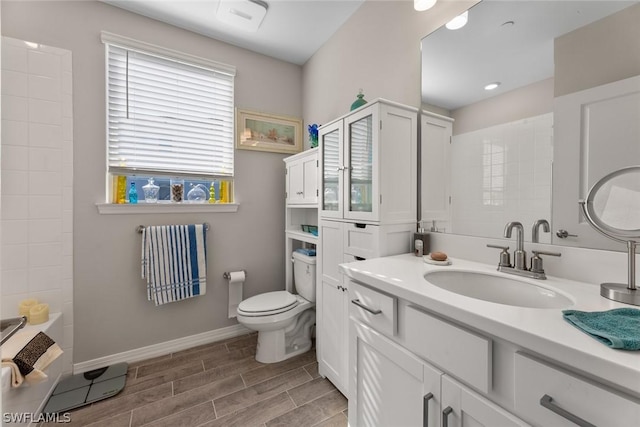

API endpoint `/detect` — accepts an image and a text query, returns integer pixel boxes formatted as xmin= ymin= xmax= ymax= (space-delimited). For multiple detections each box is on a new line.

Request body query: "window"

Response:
xmin=101 ymin=32 xmax=236 ymax=203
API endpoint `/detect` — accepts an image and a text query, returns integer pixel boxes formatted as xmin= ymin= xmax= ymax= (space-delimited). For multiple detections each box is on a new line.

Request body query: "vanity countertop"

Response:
xmin=340 ymin=253 xmax=640 ymax=398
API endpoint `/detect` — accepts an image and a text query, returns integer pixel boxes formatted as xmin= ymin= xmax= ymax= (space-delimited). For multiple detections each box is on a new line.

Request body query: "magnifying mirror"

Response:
xmin=580 ymin=166 xmax=640 ymax=306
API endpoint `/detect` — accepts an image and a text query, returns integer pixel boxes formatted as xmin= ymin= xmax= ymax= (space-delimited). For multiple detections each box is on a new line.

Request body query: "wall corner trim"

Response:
xmin=72 ymin=323 xmax=250 ymax=374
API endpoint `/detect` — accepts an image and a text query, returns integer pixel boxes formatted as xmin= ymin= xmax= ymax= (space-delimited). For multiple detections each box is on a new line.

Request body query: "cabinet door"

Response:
xmin=349 ymin=321 xmax=443 ymax=427
xmin=319 ymin=220 xmax=343 ymax=285
xmin=345 ymin=104 xmax=379 ymax=222
xmin=318 ymin=279 xmax=349 ymax=396
xmin=319 ymin=121 xmax=343 ymax=219
xmin=301 ymin=155 xmax=318 ymax=204
xmin=441 ymin=375 xmax=529 ymax=427
xmin=287 ymin=152 xmax=318 ymax=205
xmin=287 ymin=158 xmax=305 ymax=204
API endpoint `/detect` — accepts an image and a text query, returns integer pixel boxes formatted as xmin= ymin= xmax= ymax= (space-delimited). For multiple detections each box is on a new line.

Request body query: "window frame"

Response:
xmin=100 ymin=32 xmax=238 ymax=212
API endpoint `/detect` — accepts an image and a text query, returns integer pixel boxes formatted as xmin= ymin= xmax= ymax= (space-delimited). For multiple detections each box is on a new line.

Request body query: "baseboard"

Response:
xmin=73 ymin=324 xmax=250 ymax=374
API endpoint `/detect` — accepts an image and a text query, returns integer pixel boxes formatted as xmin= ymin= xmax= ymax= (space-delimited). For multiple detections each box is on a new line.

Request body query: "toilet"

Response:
xmin=237 ymin=250 xmax=316 ymax=363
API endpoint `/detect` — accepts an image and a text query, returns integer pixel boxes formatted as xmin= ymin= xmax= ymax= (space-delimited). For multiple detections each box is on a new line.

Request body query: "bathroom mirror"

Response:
xmin=420 ymin=0 xmax=638 ymax=248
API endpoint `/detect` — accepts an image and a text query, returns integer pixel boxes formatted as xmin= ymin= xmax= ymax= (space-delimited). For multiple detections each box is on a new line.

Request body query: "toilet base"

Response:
xmin=254 ymin=309 xmax=315 ymax=363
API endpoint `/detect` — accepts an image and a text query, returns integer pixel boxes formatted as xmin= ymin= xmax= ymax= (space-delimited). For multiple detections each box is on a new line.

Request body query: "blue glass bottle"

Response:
xmin=129 ymin=182 xmax=138 ymax=204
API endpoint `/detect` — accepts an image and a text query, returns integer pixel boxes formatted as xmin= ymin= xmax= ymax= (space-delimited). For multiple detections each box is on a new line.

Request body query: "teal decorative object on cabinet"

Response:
xmin=350 ymin=89 xmax=367 ymax=111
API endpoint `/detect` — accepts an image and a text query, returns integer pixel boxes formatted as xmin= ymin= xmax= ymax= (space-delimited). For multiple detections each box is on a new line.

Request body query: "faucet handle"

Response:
xmin=486 ymin=244 xmax=511 ymax=268
xmin=531 ymin=250 xmax=561 ymax=258
xmin=530 ymin=250 xmax=561 ymax=274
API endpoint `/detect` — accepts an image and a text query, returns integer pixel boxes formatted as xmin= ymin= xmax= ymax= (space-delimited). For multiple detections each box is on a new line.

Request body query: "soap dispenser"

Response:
xmin=413 ymin=222 xmax=429 ymax=257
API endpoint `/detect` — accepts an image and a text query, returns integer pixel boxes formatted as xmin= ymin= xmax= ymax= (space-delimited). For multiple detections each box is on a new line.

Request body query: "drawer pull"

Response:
xmin=540 ymin=394 xmax=596 ymax=427
xmin=423 ymin=392 xmax=433 ymax=427
xmin=442 ymin=406 xmax=453 ymax=427
xmin=351 ymin=299 xmax=382 ymax=315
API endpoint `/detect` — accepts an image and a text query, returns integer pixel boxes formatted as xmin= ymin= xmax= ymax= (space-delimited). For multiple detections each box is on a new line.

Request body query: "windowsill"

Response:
xmin=96 ymin=202 xmax=239 ymax=214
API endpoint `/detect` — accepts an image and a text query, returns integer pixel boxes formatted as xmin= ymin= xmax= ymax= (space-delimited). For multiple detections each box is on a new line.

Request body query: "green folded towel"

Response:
xmin=562 ymin=308 xmax=640 ymax=350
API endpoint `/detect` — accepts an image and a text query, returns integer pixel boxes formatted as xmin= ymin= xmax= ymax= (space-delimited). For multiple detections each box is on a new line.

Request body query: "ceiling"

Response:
xmin=103 ymin=0 xmax=365 ymax=65
xmin=421 ymin=0 xmax=637 ymax=110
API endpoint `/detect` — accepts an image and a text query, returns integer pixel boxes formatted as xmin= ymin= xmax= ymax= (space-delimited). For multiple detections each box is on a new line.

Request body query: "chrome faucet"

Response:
xmin=486 ymin=220 xmax=561 ymax=280
xmin=504 ymin=221 xmax=526 ymax=270
xmin=532 ymin=219 xmax=550 ymax=243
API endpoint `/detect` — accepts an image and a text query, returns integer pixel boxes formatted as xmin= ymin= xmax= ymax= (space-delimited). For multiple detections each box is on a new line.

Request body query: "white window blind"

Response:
xmin=104 ymin=35 xmax=235 ymax=179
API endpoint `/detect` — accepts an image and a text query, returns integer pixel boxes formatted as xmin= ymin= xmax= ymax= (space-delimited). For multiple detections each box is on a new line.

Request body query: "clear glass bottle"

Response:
xmin=142 ymin=178 xmax=159 ymax=203
xmin=128 ymin=182 xmax=138 ymax=204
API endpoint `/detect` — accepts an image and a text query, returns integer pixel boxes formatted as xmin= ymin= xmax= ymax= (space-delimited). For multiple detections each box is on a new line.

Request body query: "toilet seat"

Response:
xmin=237 ymin=291 xmax=299 ymax=317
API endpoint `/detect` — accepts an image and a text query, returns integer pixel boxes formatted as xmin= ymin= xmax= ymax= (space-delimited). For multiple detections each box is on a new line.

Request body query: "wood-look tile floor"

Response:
xmin=43 ymin=333 xmax=347 ymax=427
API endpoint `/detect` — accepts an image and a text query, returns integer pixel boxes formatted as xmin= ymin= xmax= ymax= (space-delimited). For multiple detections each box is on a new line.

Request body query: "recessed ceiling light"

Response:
xmin=414 ymin=0 xmax=437 ymax=12
xmin=446 ymin=11 xmax=468 ymax=30
xmin=484 ymin=82 xmax=501 ymax=91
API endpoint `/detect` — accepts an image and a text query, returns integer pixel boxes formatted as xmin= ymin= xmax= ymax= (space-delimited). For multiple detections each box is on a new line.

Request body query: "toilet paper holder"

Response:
xmin=223 ymin=271 xmax=246 ymax=280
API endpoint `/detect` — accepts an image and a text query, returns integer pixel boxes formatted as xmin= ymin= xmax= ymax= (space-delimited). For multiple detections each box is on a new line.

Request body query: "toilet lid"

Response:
xmin=238 ymin=291 xmax=298 ymax=314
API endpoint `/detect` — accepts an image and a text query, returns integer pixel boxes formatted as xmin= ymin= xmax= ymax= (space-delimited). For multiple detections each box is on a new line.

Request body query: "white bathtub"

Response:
xmin=1 ymin=313 xmax=63 ymax=426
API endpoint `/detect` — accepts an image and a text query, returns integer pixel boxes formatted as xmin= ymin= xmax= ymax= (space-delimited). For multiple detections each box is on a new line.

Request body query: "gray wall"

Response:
xmin=555 ymin=2 xmax=640 ymax=97
xmin=1 ymin=0 xmax=302 ymax=362
xmin=302 ymin=0 xmax=477 ymax=126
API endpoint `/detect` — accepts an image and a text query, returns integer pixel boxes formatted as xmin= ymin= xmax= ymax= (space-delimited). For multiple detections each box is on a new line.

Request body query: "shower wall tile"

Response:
xmin=1 ymin=37 xmax=73 ymax=374
xmin=29 ymin=75 xmax=61 ymax=102
xmin=29 ymin=122 xmax=63 ymax=148
xmin=451 ymin=113 xmax=553 ymax=244
xmin=1 ymin=95 xmax=28 ymax=121
xmin=2 ymin=120 xmax=28 ymax=146
xmin=2 ymin=145 xmax=29 ymax=171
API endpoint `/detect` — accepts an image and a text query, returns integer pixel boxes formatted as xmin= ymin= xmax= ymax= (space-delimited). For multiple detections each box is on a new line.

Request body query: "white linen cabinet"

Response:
xmin=316 ymin=100 xmax=417 ymax=397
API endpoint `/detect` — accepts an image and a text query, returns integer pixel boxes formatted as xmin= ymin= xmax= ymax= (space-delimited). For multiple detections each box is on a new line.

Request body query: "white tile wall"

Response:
xmin=1 ymin=37 xmax=73 ymax=374
xmin=450 ymin=113 xmax=553 ymax=243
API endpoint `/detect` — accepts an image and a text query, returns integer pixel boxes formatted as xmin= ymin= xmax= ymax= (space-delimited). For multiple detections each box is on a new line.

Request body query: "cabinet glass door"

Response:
xmin=320 ymin=122 xmax=343 ymax=218
xmin=348 ymin=114 xmax=373 ymax=216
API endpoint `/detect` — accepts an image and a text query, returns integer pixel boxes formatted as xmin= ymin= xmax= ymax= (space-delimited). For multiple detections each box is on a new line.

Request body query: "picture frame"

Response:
xmin=235 ymin=109 xmax=303 ymax=154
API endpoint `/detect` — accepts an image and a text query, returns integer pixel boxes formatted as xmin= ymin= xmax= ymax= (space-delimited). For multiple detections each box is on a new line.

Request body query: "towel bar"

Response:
xmin=137 ymin=223 xmax=210 ymax=233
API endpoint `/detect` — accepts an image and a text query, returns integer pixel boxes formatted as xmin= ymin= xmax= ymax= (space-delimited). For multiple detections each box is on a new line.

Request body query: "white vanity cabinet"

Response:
xmin=348 ymin=281 xmax=529 ymax=427
xmin=319 ymin=99 xmax=417 ymax=224
xmin=346 ymin=277 xmax=640 ymax=427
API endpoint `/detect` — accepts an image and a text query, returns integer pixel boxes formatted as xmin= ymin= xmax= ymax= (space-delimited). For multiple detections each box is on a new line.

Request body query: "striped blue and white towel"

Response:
xmin=141 ymin=224 xmax=207 ymax=306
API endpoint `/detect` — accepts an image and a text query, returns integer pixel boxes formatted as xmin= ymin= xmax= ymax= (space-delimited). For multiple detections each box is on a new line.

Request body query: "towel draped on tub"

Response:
xmin=1 ymin=329 xmax=63 ymax=388
xmin=141 ymin=224 xmax=207 ymax=306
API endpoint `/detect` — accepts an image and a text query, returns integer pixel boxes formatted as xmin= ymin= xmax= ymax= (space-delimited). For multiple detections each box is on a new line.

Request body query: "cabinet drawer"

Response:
xmin=349 ymin=280 xmax=397 ymax=336
xmin=514 ymin=352 xmax=640 ymax=427
xmin=404 ymin=306 xmax=491 ymax=393
xmin=343 ymin=222 xmax=378 ymax=259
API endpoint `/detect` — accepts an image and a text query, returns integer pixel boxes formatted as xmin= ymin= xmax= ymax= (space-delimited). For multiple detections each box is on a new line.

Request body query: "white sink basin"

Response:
xmin=424 ymin=270 xmax=574 ymax=309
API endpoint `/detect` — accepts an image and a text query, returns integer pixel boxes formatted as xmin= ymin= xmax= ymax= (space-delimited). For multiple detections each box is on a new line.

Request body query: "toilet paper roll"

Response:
xmin=227 ymin=271 xmax=244 ymax=319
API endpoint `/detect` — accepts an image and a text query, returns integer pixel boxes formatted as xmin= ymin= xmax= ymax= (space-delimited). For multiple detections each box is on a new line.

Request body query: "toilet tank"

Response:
xmin=292 ymin=251 xmax=317 ymax=302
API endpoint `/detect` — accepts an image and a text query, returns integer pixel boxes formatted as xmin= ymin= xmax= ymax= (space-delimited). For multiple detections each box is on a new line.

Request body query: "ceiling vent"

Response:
xmin=216 ymin=0 xmax=269 ymax=32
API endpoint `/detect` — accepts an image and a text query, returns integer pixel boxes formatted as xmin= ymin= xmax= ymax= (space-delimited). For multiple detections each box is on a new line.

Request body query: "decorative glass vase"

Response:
xmin=350 ymin=89 xmax=368 ymax=111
